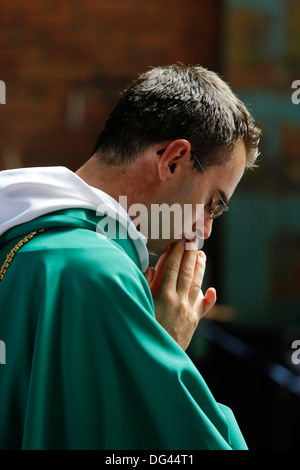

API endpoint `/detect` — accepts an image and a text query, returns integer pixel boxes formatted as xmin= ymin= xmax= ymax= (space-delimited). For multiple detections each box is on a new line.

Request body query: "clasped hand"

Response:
xmin=145 ymin=240 xmax=216 ymax=351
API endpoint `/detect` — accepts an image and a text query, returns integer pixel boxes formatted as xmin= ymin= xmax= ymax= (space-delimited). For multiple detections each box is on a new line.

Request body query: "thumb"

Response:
xmin=149 ymin=244 xmax=174 ymax=297
xmin=201 ymin=287 xmax=217 ymax=318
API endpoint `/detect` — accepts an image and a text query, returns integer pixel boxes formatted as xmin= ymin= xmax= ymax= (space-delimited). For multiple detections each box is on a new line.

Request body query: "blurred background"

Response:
xmin=0 ymin=0 xmax=300 ymax=450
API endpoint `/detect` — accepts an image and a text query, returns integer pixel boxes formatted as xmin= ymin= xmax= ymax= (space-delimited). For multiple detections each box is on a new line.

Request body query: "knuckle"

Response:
xmin=180 ymin=266 xmax=193 ymax=279
xmin=166 ymin=260 xmax=180 ymax=274
xmin=162 ymin=288 xmax=176 ymax=305
xmin=197 ymin=256 xmax=206 ymax=269
xmin=191 ymin=279 xmax=202 ymax=291
xmin=191 ymin=316 xmax=199 ymax=330
xmin=178 ymin=298 xmax=188 ymax=314
xmin=186 ymin=310 xmax=199 ymax=330
xmin=189 ymin=308 xmax=201 ymax=325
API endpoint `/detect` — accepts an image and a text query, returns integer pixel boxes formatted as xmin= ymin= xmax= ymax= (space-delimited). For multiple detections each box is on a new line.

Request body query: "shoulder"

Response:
xmin=22 ymin=225 xmax=152 ymax=305
xmin=24 ymin=225 xmax=135 ymax=267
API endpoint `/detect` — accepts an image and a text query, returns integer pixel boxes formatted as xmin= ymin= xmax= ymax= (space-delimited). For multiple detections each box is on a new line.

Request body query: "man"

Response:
xmin=0 ymin=64 xmax=260 ymax=449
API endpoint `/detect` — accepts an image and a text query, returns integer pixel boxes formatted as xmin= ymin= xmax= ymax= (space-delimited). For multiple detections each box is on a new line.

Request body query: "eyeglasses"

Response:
xmin=157 ymin=148 xmax=229 ymax=220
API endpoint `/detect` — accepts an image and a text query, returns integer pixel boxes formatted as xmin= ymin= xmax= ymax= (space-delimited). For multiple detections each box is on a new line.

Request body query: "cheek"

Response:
xmin=181 ymin=173 xmax=209 ymax=204
xmin=178 ymin=178 xmax=209 ymax=225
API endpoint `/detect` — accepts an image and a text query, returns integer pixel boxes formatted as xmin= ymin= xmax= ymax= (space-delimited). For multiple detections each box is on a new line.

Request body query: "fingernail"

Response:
xmin=198 ymin=251 xmax=206 ymax=261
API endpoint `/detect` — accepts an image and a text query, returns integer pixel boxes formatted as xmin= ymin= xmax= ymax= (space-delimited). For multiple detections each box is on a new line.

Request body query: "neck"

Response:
xmin=76 ymin=154 xmax=157 ymax=211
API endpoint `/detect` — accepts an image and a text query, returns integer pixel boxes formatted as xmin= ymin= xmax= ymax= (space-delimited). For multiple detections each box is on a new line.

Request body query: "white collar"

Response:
xmin=0 ymin=166 xmax=149 ymax=272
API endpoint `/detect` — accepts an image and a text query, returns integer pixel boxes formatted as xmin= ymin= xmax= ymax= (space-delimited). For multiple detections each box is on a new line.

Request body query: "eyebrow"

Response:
xmin=216 ymin=189 xmax=229 ymax=206
xmin=209 ymin=190 xmax=230 ymax=209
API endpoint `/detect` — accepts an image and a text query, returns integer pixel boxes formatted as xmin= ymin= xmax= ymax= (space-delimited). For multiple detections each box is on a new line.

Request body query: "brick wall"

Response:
xmin=0 ymin=0 xmax=221 ymax=171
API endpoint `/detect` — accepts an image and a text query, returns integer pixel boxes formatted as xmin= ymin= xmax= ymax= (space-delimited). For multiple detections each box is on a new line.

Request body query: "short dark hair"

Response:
xmin=92 ymin=64 xmax=261 ymax=169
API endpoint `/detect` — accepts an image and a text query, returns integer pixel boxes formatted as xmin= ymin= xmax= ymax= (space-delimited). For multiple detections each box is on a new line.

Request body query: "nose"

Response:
xmin=191 ymin=217 xmax=213 ymax=241
xmin=203 ymin=218 xmax=213 ymax=239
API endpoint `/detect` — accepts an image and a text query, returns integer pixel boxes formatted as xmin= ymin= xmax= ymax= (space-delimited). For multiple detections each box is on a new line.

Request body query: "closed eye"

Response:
xmin=206 ymin=196 xmax=219 ymax=211
xmin=206 ymin=197 xmax=213 ymax=210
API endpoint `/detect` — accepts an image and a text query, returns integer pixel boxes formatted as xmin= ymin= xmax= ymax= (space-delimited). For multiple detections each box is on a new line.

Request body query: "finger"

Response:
xmin=148 ymin=248 xmax=171 ymax=297
xmin=144 ymin=267 xmax=155 ymax=286
xmin=188 ymin=251 xmax=206 ymax=304
xmin=153 ymin=244 xmax=172 ymax=278
xmin=176 ymin=248 xmax=198 ymax=296
xmin=200 ymin=287 xmax=217 ymax=318
xmin=158 ymin=240 xmax=185 ymax=292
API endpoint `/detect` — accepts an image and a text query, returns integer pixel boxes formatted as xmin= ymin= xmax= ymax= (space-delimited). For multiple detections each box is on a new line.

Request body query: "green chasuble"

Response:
xmin=0 ymin=208 xmax=248 ymax=450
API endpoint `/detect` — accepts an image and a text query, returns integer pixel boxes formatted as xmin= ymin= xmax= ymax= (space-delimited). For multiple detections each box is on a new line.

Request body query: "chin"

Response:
xmin=148 ymin=239 xmax=178 ymax=257
xmin=148 ymin=246 xmax=166 ymax=257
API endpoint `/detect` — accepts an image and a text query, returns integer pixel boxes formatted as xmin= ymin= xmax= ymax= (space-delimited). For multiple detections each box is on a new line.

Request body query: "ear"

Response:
xmin=157 ymin=139 xmax=192 ymax=182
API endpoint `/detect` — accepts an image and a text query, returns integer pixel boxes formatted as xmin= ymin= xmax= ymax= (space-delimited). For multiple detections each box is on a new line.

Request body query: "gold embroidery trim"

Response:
xmin=0 ymin=228 xmax=48 ymax=285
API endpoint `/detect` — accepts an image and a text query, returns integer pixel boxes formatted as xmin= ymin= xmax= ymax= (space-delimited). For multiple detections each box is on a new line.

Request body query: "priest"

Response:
xmin=0 ymin=64 xmax=260 ymax=450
